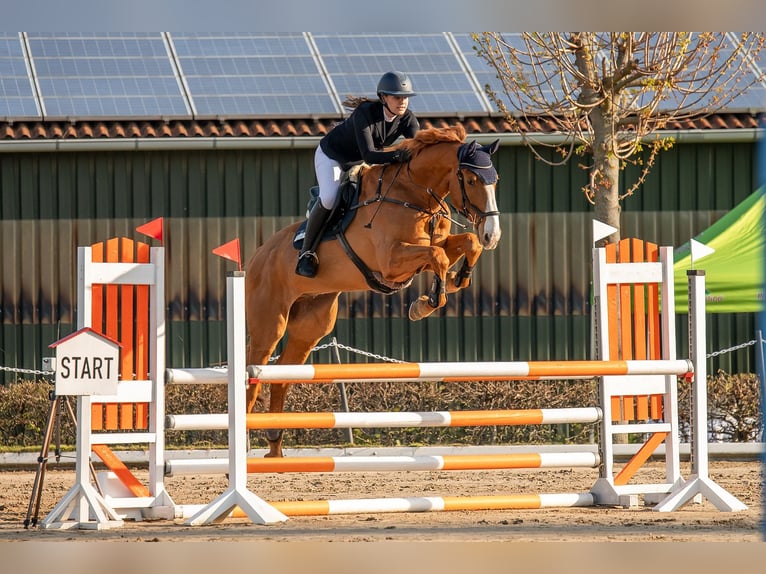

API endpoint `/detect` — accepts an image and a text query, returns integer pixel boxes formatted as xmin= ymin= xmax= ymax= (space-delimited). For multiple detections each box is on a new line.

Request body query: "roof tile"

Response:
xmin=0 ymin=113 xmax=759 ymax=142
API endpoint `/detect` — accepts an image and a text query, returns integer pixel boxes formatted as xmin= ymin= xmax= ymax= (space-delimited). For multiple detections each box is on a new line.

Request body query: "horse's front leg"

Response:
xmin=262 ymin=293 xmax=340 ymax=458
xmin=385 ymin=242 xmax=451 ymax=321
xmin=441 ymin=232 xmax=483 ymax=292
xmin=406 ymin=233 xmax=483 ymax=320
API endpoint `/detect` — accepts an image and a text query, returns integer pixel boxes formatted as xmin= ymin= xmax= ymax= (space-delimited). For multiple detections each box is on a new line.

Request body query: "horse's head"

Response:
xmin=453 ymin=139 xmax=502 ymax=250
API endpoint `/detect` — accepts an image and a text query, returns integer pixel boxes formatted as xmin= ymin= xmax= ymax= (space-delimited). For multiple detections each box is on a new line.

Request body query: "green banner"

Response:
xmin=674 ymin=187 xmax=765 ymax=313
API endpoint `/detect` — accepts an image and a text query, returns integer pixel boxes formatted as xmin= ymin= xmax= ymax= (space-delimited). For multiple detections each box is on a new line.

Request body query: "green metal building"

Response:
xmin=0 ymin=33 xmax=763 ymax=381
xmin=0 ymin=126 xmax=762 ymax=380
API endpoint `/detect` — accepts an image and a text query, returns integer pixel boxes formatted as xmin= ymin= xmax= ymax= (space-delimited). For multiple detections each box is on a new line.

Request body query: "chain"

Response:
xmin=316 ymin=341 xmax=406 ymax=363
xmin=707 ymin=339 xmax=757 ymax=359
xmin=270 ymin=340 xmax=406 ymax=364
xmin=0 ymin=365 xmax=54 ymax=376
xmin=2 ymin=339 xmax=756 ymax=374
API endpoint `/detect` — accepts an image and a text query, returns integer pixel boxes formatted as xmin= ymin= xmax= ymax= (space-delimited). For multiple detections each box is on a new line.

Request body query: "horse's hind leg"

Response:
xmin=264 ymin=293 xmax=340 ymax=458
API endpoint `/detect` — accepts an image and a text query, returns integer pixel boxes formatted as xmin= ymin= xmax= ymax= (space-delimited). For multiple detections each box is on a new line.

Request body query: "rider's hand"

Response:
xmin=392 ymin=149 xmax=412 ymax=163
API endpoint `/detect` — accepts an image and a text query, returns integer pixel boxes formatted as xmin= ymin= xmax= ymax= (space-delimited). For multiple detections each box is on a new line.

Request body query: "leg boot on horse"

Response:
xmin=296 ymin=202 xmax=333 ymax=278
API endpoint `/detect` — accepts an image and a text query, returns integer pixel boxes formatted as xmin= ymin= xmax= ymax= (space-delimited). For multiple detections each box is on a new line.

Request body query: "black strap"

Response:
xmin=336 ymin=229 xmax=411 ymax=295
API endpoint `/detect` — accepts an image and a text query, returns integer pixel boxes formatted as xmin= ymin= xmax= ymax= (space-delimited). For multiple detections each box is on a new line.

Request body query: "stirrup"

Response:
xmin=295 ymin=251 xmax=319 ymax=278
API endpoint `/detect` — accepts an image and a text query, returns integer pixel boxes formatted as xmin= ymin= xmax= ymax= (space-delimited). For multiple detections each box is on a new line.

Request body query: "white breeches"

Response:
xmin=314 ymin=147 xmax=344 ymax=210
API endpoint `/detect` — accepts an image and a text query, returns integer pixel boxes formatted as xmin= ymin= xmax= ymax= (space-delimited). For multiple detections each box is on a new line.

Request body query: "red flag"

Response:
xmin=212 ymin=238 xmax=242 ymax=271
xmin=136 ymin=217 xmax=163 ymax=242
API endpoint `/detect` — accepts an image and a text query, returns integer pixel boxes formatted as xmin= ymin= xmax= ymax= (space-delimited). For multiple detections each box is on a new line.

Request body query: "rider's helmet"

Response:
xmin=377 ymin=71 xmax=417 ymax=99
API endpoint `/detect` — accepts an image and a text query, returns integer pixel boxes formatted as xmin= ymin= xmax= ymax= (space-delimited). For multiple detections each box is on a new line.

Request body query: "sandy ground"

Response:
xmin=0 ymin=459 xmax=762 ymax=543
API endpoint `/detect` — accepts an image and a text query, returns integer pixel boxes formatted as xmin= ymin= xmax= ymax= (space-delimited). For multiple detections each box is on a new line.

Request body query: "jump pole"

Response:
xmin=245 ymin=359 xmax=692 ymax=383
xmin=177 ymin=492 xmax=596 ymax=518
xmin=183 ymin=271 xmax=287 ymax=526
xmin=166 ymin=451 xmax=600 ymax=476
xmin=166 ymin=407 xmax=603 ymax=431
xmin=166 ymin=359 xmax=692 ymax=386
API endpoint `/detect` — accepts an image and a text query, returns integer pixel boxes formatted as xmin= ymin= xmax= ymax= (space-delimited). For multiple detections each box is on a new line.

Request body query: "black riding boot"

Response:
xmin=296 ymin=202 xmax=333 ymax=278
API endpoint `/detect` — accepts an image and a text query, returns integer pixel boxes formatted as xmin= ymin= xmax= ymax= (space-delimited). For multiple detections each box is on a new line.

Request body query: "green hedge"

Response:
xmin=0 ymin=371 xmax=761 ymax=450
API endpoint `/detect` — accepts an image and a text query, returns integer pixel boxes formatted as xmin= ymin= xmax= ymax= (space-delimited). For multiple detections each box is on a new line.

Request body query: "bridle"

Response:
xmin=455 ymin=168 xmax=500 ymax=226
xmin=357 ymin=146 xmax=499 ymax=232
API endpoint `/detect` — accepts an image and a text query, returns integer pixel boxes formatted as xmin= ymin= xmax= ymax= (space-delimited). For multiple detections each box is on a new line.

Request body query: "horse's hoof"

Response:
xmin=408 ymin=296 xmax=430 ymax=321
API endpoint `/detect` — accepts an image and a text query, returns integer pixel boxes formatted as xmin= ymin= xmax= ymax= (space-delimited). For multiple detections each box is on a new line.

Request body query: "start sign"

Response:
xmin=49 ymin=328 xmax=120 ymax=396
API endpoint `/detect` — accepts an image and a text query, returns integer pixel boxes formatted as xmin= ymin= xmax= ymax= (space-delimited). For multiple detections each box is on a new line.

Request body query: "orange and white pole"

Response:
xmin=165 ymin=451 xmax=599 ymax=476
xmin=166 ymin=407 xmax=602 ymax=431
xmin=177 ymin=492 xmax=595 ymax=518
xmin=166 ymin=358 xmax=692 ymax=386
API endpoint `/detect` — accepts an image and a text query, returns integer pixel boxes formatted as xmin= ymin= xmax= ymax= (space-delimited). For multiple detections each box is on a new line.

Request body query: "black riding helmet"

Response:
xmin=377 ymin=71 xmax=417 ymax=99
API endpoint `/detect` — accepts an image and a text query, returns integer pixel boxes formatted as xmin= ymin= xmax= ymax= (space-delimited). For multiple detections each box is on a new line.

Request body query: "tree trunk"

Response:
xmin=590 ymin=109 xmax=628 ymax=443
xmin=590 ymin=109 xmax=621 ymax=246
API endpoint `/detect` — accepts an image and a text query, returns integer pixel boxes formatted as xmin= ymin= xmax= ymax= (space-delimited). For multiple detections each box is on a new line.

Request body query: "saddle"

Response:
xmin=292 ymin=167 xmax=363 ymax=250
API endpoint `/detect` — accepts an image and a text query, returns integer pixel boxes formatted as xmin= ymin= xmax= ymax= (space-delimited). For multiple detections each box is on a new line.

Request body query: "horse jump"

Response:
xmin=41 ymin=234 xmax=747 ymax=529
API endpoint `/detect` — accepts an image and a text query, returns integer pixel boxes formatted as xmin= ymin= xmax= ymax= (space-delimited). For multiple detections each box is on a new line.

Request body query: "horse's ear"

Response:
xmin=483 ymin=139 xmax=500 ymax=155
xmin=458 ymin=140 xmax=479 ymax=162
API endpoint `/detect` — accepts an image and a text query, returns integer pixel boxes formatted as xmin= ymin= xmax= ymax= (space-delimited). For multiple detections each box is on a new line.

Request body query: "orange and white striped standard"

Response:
xmin=165 ymin=407 xmax=602 ymax=431
xmin=246 ymin=359 xmax=693 ymax=384
xmin=165 ymin=452 xmax=600 ymax=476
xmin=178 ymin=492 xmax=595 ymax=518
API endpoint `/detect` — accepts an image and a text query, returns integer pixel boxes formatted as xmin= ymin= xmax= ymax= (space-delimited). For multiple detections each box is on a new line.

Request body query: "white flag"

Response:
xmin=593 ymin=220 xmax=618 ymax=245
xmin=690 ymin=238 xmax=715 ymax=265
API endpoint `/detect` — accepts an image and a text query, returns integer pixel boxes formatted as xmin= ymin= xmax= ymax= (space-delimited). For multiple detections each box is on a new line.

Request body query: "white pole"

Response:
xmin=40 ymin=251 xmax=123 ymax=530
xmin=653 ymin=270 xmax=747 ymax=512
xmin=184 ymin=271 xmax=287 ymax=525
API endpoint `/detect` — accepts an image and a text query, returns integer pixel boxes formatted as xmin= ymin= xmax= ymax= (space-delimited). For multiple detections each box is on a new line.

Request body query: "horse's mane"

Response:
xmin=399 ymin=124 xmax=466 ymax=155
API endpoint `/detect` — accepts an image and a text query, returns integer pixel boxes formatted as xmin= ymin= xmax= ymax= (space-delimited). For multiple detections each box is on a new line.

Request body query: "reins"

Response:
xmin=357 ymin=162 xmax=464 ymax=233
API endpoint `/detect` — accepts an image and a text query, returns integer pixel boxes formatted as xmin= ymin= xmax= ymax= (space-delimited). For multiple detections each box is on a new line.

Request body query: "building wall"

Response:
xmin=0 ymin=141 xmax=759 ymax=381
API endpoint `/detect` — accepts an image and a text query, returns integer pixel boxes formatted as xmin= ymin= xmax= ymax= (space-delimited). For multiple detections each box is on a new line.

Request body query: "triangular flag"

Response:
xmin=690 ymin=238 xmax=715 ymax=266
xmin=136 ymin=217 xmax=163 ymax=243
xmin=593 ymin=219 xmax=618 ymax=245
xmin=212 ymin=238 xmax=242 ymax=271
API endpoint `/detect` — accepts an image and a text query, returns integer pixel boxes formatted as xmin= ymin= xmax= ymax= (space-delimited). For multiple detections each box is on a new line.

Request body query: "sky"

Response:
xmin=3 ymin=0 xmax=765 ymax=32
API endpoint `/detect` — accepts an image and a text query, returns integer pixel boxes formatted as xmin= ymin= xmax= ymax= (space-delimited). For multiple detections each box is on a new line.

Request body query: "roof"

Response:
xmin=48 ymin=327 xmax=122 ymax=349
xmin=0 ymin=113 xmax=760 ymax=143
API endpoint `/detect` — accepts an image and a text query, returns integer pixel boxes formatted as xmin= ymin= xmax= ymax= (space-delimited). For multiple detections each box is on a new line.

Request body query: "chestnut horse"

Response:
xmin=244 ymin=124 xmax=502 ymax=457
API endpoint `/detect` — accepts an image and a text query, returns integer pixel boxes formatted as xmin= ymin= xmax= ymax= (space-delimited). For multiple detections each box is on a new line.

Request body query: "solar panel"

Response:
xmin=457 ymin=33 xmax=574 ymax=114
xmin=0 ymin=32 xmax=762 ymax=123
xmin=27 ymin=32 xmax=189 ymax=119
xmin=312 ymin=33 xmax=489 ymax=115
xmin=0 ymin=34 xmax=40 ymax=119
xmin=171 ymin=33 xmax=338 ymax=117
xmin=709 ymin=33 xmax=766 ymax=112
xmin=452 ymin=33 xmax=507 ymax=113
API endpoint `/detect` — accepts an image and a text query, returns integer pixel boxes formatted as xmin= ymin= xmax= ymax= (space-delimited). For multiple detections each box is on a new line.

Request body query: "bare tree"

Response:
xmin=473 ymin=32 xmax=765 ymax=243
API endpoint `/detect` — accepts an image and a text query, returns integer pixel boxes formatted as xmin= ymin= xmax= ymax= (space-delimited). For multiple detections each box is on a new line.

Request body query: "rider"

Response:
xmin=295 ymin=70 xmax=420 ymax=278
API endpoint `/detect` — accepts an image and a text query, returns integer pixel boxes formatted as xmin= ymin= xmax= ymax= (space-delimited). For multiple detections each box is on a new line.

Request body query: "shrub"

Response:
xmin=0 ymin=372 xmax=761 ymax=449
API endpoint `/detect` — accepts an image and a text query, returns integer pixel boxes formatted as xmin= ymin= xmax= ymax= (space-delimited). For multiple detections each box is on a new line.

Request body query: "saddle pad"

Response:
xmin=293 ymin=180 xmax=360 ymax=250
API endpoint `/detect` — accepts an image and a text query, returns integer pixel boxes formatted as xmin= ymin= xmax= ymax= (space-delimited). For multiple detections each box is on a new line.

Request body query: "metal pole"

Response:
xmin=331 ymin=338 xmax=354 ymax=445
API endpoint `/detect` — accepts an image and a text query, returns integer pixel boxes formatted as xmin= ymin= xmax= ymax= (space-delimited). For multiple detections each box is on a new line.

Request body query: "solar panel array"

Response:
xmin=0 ymin=32 xmax=763 ymax=121
xmin=0 ymin=34 xmax=40 ymax=118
